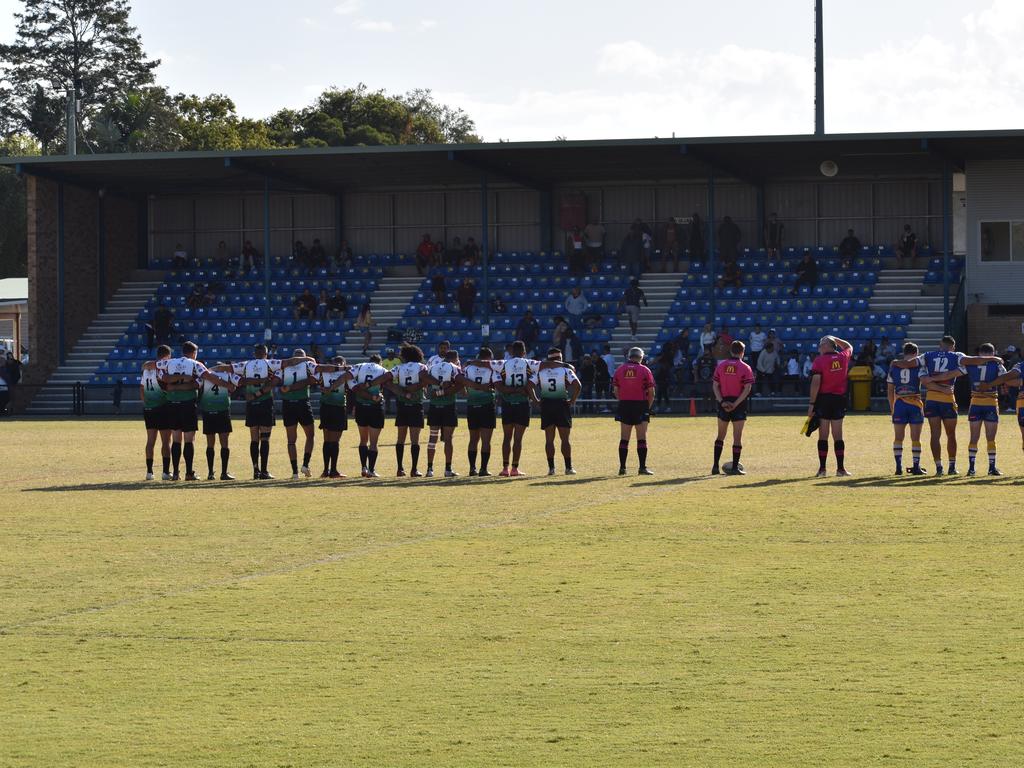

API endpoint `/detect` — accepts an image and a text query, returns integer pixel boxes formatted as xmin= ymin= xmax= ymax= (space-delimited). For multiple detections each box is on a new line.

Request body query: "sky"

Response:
xmin=2 ymin=0 xmax=1024 ymax=141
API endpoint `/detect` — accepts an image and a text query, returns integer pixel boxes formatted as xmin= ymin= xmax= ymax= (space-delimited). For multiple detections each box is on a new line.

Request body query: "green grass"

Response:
xmin=2 ymin=415 xmax=1023 ymax=767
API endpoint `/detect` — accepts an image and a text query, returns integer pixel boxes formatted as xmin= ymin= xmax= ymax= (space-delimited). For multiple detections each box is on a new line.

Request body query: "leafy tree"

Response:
xmin=172 ymin=93 xmax=274 ymax=151
xmin=91 ymin=87 xmax=178 ymax=153
xmin=0 ymin=0 xmax=159 ymax=151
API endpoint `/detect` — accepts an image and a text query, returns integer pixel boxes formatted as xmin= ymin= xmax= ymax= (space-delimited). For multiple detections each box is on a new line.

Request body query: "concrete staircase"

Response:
xmin=27 ymin=275 xmax=163 ymax=415
xmin=334 ymin=274 xmax=423 ymax=362
xmin=606 ymin=271 xmax=687 ymax=365
xmin=869 ymin=268 xmax=946 ymax=348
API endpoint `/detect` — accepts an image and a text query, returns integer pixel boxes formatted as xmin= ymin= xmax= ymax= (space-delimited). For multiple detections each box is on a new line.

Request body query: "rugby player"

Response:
xmin=530 ymin=348 xmax=580 ymax=476
xmin=279 ymin=349 xmax=317 ymax=479
xmin=711 ymin=340 xmax=754 ymax=475
xmin=613 ymin=346 xmax=655 ymax=476
xmin=315 ymin=356 xmax=352 ymax=478
xmin=141 ymin=344 xmax=173 ymax=480
xmin=426 ymin=349 xmax=462 ymax=477
xmin=459 ymin=347 xmax=500 ymax=476
xmin=157 ymin=341 xmax=207 ymax=481
xmin=886 ymin=343 xmax=927 ymax=475
xmin=496 ymin=340 xmax=538 ymax=477
xmin=978 ymin=358 xmax=1024 ymax=459
xmin=198 ymin=362 xmax=240 ymax=480
xmin=920 ymin=336 xmax=966 ymax=475
xmin=963 ymin=343 xmax=1005 ymax=476
xmin=424 ymin=340 xmax=451 ymax=473
xmin=807 ymin=335 xmax=853 ymax=478
xmin=234 ymin=345 xmax=283 ymax=480
xmin=348 ymin=353 xmax=389 ymax=478
xmin=388 ymin=344 xmax=433 ymax=477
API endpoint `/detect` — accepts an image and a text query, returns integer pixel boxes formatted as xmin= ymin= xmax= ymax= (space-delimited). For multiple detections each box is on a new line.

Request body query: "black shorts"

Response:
xmin=502 ymin=401 xmax=531 ymax=428
xmin=616 ymin=400 xmax=650 ymax=426
xmin=717 ymin=397 xmax=748 ymax=422
xmin=167 ymin=400 xmax=199 ymax=433
xmin=319 ymin=402 xmax=348 ymax=432
xmin=814 ymin=392 xmax=847 ymax=421
xmin=245 ymin=398 xmax=276 ymax=428
xmin=428 ymin=403 xmax=458 ymax=429
xmin=355 ymin=401 xmax=385 ymax=429
xmin=467 ymin=403 xmax=497 ymax=431
xmin=395 ymin=401 xmax=425 ymax=429
xmin=282 ymin=399 xmax=314 ymax=428
xmin=143 ymin=405 xmax=169 ymax=431
xmin=540 ymin=399 xmax=573 ymax=429
xmin=202 ymin=410 xmax=233 ymax=435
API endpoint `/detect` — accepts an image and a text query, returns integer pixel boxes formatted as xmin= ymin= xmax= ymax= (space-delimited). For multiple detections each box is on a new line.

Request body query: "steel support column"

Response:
xmin=539 ymin=187 xmax=553 ymax=253
xmin=335 ymin=193 xmax=344 ymax=254
xmin=57 ymin=183 xmax=66 ymax=364
xmin=481 ymin=172 xmax=491 ymax=344
xmin=942 ymin=162 xmax=953 ymax=334
xmin=97 ymin=192 xmax=106 ymax=313
xmin=756 ymin=184 xmax=766 ymax=249
xmin=707 ymin=171 xmax=717 ymax=329
xmin=263 ymin=176 xmax=272 ymax=336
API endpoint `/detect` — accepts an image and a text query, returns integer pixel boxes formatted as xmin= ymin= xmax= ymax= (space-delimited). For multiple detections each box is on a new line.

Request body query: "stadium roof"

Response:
xmin=1 ymin=129 xmax=1019 ymax=196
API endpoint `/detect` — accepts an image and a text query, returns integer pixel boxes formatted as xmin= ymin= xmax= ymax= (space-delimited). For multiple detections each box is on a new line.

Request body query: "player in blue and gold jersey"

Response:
xmin=921 ymin=335 xmax=966 ymax=474
xmin=963 ymin=343 xmax=1005 ymax=476
xmin=886 ymin=342 xmax=927 ymax=475
xmin=977 ymin=359 xmax=1024 ymax=461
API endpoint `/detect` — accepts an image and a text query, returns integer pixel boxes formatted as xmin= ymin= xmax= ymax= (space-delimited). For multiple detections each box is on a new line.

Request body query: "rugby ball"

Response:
xmin=722 ymin=462 xmax=745 ymax=473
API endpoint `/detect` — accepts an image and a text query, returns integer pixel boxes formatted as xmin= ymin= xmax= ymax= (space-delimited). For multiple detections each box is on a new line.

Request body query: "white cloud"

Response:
xmin=355 ymin=19 xmax=395 ymax=32
xmin=333 ymin=0 xmax=361 ymax=15
xmin=419 ymin=19 xmax=438 ymax=30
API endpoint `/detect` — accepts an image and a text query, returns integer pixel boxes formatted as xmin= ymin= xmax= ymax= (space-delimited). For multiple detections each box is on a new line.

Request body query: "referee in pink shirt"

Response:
xmin=712 ymin=340 xmax=755 ymax=475
xmin=808 ymin=334 xmax=854 ymax=477
xmin=612 ymin=347 xmax=655 ymax=476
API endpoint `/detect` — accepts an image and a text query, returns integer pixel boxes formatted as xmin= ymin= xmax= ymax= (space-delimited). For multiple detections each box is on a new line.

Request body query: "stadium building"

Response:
xmin=3 ymin=129 xmax=1020 ymax=414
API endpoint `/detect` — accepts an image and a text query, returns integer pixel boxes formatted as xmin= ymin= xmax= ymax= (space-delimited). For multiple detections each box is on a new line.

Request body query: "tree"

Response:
xmin=172 ymin=93 xmax=274 ymax=151
xmin=0 ymin=134 xmax=39 ymax=277
xmin=0 ymin=0 xmax=159 ymax=152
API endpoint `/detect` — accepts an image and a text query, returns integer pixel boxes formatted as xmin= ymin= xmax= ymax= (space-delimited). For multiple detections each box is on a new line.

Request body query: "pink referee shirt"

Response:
xmin=811 ymin=346 xmax=852 ymax=395
xmin=713 ymin=358 xmax=754 ymax=398
xmin=613 ymin=362 xmax=654 ymax=401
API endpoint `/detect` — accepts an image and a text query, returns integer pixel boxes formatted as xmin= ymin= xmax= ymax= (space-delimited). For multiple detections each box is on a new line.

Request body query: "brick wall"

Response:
xmin=23 ymin=176 xmax=140 ymax=389
xmin=966 ymin=304 xmax=1024 ymax=352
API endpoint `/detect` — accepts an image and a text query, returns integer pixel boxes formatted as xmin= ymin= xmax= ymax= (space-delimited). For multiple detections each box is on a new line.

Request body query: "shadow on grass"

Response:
xmin=527 ymin=476 xmax=610 ymax=488
xmin=631 ymin=475 xmax=713 ymax=488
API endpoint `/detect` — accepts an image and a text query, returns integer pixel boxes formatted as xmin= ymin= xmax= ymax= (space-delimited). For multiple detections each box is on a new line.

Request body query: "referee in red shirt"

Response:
xmin=808 ymin=334 xmax=854 ymax=477
xmin=612 ymin=347 xmax=656 ymax=476
xmin=712 ymin=340 xmax=755 ymax=475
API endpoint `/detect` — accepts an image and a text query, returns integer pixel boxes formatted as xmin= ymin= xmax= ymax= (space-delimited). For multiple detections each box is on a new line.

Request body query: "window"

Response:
xmin=980 ymin=221 xmax=1011 ymax=261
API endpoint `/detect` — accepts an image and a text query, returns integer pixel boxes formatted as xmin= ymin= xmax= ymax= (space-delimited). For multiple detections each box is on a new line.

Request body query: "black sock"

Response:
xmin=290 ymin=455 xmax=298 ymax=473
xmin=250 ymin=441 xmax=259 ymax=470
xmin=368 ymin=449 xmax=378 ymax=472
xmin=480 ymin=451 xmax=490 ymax=473
xmin=358 ymin=444 xmax=368 ymax=469
xmin=183 ymin=443 xmax=194 ymax=474
xmin=330 ymin=442 xmax=339 ymax=473
xmin=220 ymin=447 xmax=229 ymax=475
xmin=637 ymin=440 xmax=648 ymax=470
xmin=817 ymin=439 xmax=829 ymax=471
xmin=322 ymin=443 xmax=331 ymax=473
xmin=162 ymin=456 xmax=170 ymax=474
xmin=713 ymin=439 xmax=724 ymax=467
xmin=564 ymin=450 xmax=572 ymax=471
xmin=468 ymin=449 xmax=477 ymax=472
xmin=302 ymin=451 xmax=311 ymax=469
xmin=732 ymin=444 xmax=742 ymax=466
xmin=146 ymin=458 xmax=153 ymax=473
xmin=618 ymin=439 xmax=629 ymax=469
xmin=259 ymin=438 xmax=270 ymax=473
xmin=445 ymin=462 xmax=452 ymax=473
xmin=835 ymin=440 xmax=845 ymax=471
xmin=411 ymin=444 xmax=420 ymax=471
xmin=206 ymin=447 xmax=215 ymax=474
xmin=171 ymin=441 xmax=182 ymax=474
xmin=547 ymin=452 xmax=556 ymax=471
xmin=396 ymin=443 xmax=405 ymax=470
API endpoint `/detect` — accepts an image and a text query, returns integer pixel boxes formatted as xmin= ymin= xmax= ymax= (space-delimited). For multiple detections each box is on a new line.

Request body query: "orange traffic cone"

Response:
xmin=689 ymin=397 xmax=697 ymax=416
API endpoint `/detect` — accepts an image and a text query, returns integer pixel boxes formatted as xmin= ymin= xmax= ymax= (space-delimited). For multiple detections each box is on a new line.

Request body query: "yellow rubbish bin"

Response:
xmin=848 ymin=365 xmax=873 ymax=411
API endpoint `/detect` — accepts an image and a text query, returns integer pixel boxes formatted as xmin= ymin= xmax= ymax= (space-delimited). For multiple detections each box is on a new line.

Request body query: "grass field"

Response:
xmin=2 ymin=415 xmax=1023 ymax=767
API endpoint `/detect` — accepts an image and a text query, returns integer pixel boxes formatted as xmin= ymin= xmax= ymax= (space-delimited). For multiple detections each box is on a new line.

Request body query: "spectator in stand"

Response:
xmin=584 ymin=220 xmax=605 ymax=268
xmin=673 ymin=344 xmax=694 ymax=397
xmin=565 ymin=286 xmax=590 ymax=328
xmin=317 ymin=289 xmax=329 ymax=319
xmin=214 ymin=240 xmax=230 ymax=269
xmin=661 ymin=217 xmax=680 ymax=273
xmin=694 ymin=348 xmax=717 ymax=413
xmin=594 ymin=348 xmax=612 ymax=411
xmin=463 ymin=237 xmax=480 ymax=266
xmin=186 ymin=284 xmax=207 ymax=310
xmin=621 ymin=279 xmax=648 ymax=341
xmin=309 ymin=238 xmax=327 ymax=268
xmin=450 ymin=236 xmax=464 ymax=266
xmin=327 ymin=289 xmax=348 ymax=319
xmin=491 ymin=295 xmax=507 ymax=313
xmin=897 ymin=224 xmax=917 ymax=269
xmin=718 ymin=215 xmax=741 ymax=264
xmin=877 ymin=336 xmax=897 ymax=368
xmin=5 ymin=351 xmax=23 ymax=388
xmin=672 ymin=327 xmax=691 ymax=352
xmin=432 ymin=239 xmax=446 ymax=268
xmin=456 ymin=278 xmax=477 ymax=320
xmin=431 ymin=273 xmax=448 ymax=305
xmin=838 ymin=228 xmax=862 ymax=269
xmin=172 ymin=243 xmax=190 ymax=269
xmin=293 ymin=288 xmax=317 ymax=320
xmin=717 ymin=260 xmax=743 ymax=289
xmin=766 ymin=328 xmax=783 ymax=355
xmin=689 ymin=212 xmax=706 ymax=262
xmin=552 ymin=315 xmax=572 ymax=353
xmin=619 ymin=229 xmax=643 ymax=280
xmin=242 ymin=240 xmax=260 ymax=271
xmin=749 ymin=324 xmax=767 ymax=367
xmin=783 ymin=353 xmax=801 ymax=395
xmin=336 ymin=240 xmax=354 ymax=270
xmin=764 ymin=212 xmax=784 ymax=258
xmin=800 ymin=352 xmax=815 ymax=394
xmin=354 ymin=303 xmax=375 ymax=355
xmin=579 ymin=354 xmax=596 ymax=414
xmin=791 ymin=249 xmax=818 ymax=295
xmin=416 ymin=234 xmax=435 ymax=275
xmin=756 ymin=341 xmax=782 ymax=396
xmin=293 ymin=240 xmax=309 ymax=267
xmin=856 ymin=339 xmax=878 ymax=367
xmin=516 ymin=310 xmax=541 ymax=356
xmin=717 ymin=325 xmax=734 ymax=348
xmin=567 ymin=226 xmax=585 ymax=275
xmin=653 ymin=343 xmax=675 ymax=413
xmin=601 ymin=345 xmax=617 ymax=377
xmin=0 ymin=366 xmax=9 ymax=416
xmin=632 ymin=218 xmax=653 ymax=271
xmin=700 ymin=323 xmax=716 ymax=353
xmin=151 ymin=302 xmax=175 ymax=347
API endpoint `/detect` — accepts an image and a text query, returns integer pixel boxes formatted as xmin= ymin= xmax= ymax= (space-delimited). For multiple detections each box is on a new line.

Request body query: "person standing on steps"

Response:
xmin=621 ymin=279 xmax=648 ymax=342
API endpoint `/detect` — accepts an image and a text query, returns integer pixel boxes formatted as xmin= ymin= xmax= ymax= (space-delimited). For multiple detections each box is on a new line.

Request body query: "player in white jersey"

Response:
xmin=426 ymin=349 xmax=462 ymax=477
xmin=347 ymin=354 xmax=391 ymax=477
xmin=496 ymin=340 xmax=540 ymax=476
xmin=140 ymin=344 xmax=173 ymax=480
xmin=279 ymin=348 xmax=318 ymax=479
xmin=529 ymin=348 xmax=581 ymax=476
xmin=387 ymin=344 xmax=439 ymax=477
xmin=156 ymin=341 xmax=208 ymax=480
xmin=459 ymin=346 xmax=501 ymax=476
xmin=198 ymin=362 xmax=240 ymax=480
xmin=423 ymin=340 xmax=451 ymax=472
xmin=315 ymin=356 xmax=353 ymax=478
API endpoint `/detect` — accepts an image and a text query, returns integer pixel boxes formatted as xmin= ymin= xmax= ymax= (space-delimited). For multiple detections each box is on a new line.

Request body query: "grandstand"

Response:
xmin=5 ymin=129 xmax=1016 ymax=415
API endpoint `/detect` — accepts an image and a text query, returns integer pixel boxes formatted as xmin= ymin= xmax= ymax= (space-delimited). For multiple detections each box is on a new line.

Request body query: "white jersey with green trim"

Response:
xmin=533 ymin=365 xmax=579 ymax=400
xmin=393 ymin=362 xmax=427 ymax=388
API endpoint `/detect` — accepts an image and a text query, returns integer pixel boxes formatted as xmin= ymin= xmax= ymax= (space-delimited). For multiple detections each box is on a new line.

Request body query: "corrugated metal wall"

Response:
xmin=965 ymin=159 xmax=1024 ymax=304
